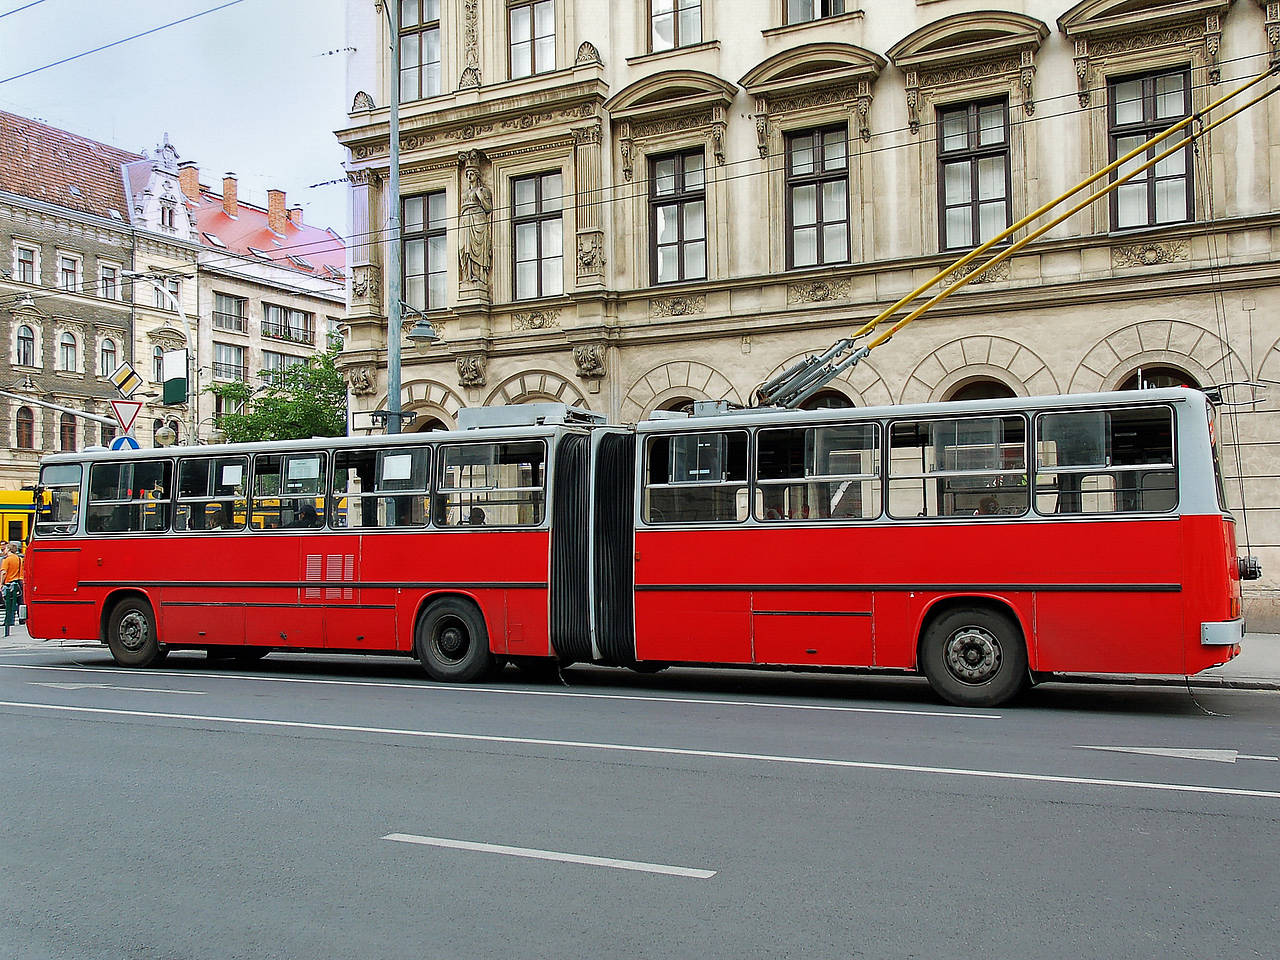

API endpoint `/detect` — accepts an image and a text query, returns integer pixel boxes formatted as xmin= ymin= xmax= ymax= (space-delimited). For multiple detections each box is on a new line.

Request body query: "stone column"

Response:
xmin=573 ymin=120 xmax=607 ymax=289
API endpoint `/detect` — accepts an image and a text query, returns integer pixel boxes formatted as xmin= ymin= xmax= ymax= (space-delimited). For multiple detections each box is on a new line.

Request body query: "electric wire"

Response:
xmin=0 ymin=0 xmax=47 ymax=21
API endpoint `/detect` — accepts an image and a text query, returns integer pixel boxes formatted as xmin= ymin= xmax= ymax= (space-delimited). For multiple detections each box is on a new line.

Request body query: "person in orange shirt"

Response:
xmin=1 ymin=541 xmax=22 ymax=637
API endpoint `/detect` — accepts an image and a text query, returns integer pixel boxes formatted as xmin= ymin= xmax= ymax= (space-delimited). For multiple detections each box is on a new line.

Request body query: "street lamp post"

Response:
xmin=384 ymin=0 xmax=404 ymax=435
xmin=123 ymin=270 xmax=198 ymax=442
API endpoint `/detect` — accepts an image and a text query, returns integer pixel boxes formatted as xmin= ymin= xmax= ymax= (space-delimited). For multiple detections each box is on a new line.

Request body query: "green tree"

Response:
xmin=207 ymin=340 xmax=347 ymax=443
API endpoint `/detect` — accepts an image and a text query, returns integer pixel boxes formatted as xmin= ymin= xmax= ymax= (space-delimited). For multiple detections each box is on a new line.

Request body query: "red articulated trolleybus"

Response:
xmin=24 ymin=390 xmax=1257 ymax=707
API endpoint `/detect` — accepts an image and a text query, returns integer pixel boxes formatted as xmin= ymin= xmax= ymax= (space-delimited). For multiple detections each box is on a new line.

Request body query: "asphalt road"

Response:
xmin=1 ymin=645 xmax=1277 ymax=960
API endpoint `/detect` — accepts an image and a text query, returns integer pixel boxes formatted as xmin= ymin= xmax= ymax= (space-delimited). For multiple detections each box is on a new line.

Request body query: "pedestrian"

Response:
xmin=0 ymin=541 xmax=20 ymax=637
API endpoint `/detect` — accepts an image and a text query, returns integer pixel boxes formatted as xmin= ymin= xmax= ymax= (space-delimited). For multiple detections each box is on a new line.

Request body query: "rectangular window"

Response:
xmin=937 ymin=98 xmax=1010 ymax=250
xmin=1035 ymin=407 xmax=1176 ymax=514
xmin=786 ymin=126 xmax=849 ymax=268
xmin=400 ymin=0 xmax=442 ymax=101
xmin=888 ymin=416 xmax=1028 ymax=518
xmin=650 ymin=149 xmax=706 ymax=285
xmin=510 ymin=0 xmax=554 ymax=78
xmin=99 ymin=263 xmax=120 ymax=300
xmin=85 ymin=460 xmax=173 ymax=534
xmin=756 ymin=423 xmax=881 ymax=521
xmin=435 ymin=441 xmax=545 ymax=527
xmin=263 ymin=303 xmax=315 ymax=344
xmin=251 ymin=452 xmax=327 ymax=530
xmin=152 ymin=278 xmax=180 ymax=309
xmin=651 ymin=0 xmax=700 ymax=52
xmin=1110 ymin=67 xmax=1193 ymax=229
xmin=15 ymin=245 xmax=36 ymax=284
xmin=175 ymin=456 xmax=248 ymax=532
xmin=58 ymin=255 xmax=79 ymax=293
xmin=36 ymin=463 xmax=80 ymax=536
xmin=644 ymin=431 xmax=749 ymax=524
xmin=261 ymin=351 xmax=304 ymax=383
xmin=213 ymin=292 xmax=247 ymax=331
xmin=403 ymin=192 xmax=448 ymax=312
xmin=786 ymin=0 xmax=844 ymax=24
xmin=512 ymin=172 xmax=563 ymax=300
xmin=213 ymin=342 xmax=247 ymax=381
xmin=332 ymin=446 xmax=432 ymax=528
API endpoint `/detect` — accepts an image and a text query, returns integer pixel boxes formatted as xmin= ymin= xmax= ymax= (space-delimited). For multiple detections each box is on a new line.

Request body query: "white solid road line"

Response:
xmin=2 ymin=699 xmax=1279 ymax=801
xmin=0 ymin=662 xmax=1000 ymax=720
xmin=382 ymin=833 xmax=716 ymax=879
xmin=29 ymin=681 xmax=206 ymax=695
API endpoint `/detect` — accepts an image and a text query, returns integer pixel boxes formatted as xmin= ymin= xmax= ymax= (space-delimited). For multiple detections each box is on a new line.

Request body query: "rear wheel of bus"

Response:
xmin=415 ymin=597 xmax=493 ymax=682
xmin=106 ymin=596 xmax=163 ymax=668
xmin=920 ymin=606 xmax=1028 ymax=708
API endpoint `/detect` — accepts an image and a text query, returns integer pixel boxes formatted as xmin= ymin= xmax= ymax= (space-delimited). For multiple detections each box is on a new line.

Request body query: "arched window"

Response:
xmin=59 ymin=412 xmax=76 ymax=452
xmin=99 ymin=338 xmax=117 ymax=376
xmin=15 ymin=407 xmax=34 ymax=449
xmin=153 ymin=345 xmax=164 ymax=382
xmin=1118 ymin=366 xmax=1198 ymax=391
xmin=657 ymin=397 xmax=696 ymax=415
xmin=799 ymin=389 xmax=855 ymax=410
xmin=16 ymin=325 xmax=35 ymax=367
xmin=947 ymin=379 xmax=1017 ymax=402
xmin=58 ymin=332 xmax=77 ymax=371
xmin=412 ymin=416 xmax=448 ymax=433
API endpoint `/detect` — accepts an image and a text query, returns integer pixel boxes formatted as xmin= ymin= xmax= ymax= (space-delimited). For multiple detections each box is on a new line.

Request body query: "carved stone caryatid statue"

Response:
xmin=458 ymin=150 xmax=493 ymax=289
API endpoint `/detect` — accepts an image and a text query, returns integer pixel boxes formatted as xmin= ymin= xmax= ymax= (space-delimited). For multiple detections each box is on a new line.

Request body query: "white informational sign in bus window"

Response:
xmin=221 ymin=463 xmax=243 ymax=487
xmin=287 ymin=457 xmax=321 ymax=481
xmin=382 ymin=454 xmax=412 ymax=482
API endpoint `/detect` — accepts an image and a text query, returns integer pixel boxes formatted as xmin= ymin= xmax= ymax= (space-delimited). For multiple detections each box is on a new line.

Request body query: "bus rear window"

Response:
xmin=36 ymin=463 xmax=81 ymax=536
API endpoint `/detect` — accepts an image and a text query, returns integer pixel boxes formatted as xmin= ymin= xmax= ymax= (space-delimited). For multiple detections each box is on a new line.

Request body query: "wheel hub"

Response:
xmin=944 ymin=626 xmax=1002 ymax=685
xmin=118 ymin=611 xmax=149 ymax=653
xmin=435 ymin=619 xmax=469 ymax=663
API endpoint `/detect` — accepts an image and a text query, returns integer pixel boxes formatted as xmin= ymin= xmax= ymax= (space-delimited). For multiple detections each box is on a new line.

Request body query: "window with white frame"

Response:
xmin=16 ymin=325 xmax=36 ymax=367
xmin=403 ymin=192 xmax=448 ymax=313
xmin=99 ymin=262 xmax=120 ymax=300
xmin=650 ymin=0 xmax=701 ymax=52
xmin=399 ymin=0 xmax=442 ymax=101
xmin=153 ymin=276 xmax=181 ymax=310
xmin=14 ymin=244 xmax=38 ymax=284
xmin=262 ymin=350 xmax=305 ymax=383
xmin=650 ymin=148 xmax=706 ymax=284
xmin=57 ymin=253 xmax=80 ymax=293
xmin=512 ymin=171 xmax=564 ymax=300
xmin=58 ymin=332 xmax=78 ymax=371
xmin=213 ymin=342 xmax=247 ymax=381
xmin=510 ymin=0 xmax=554 ymax=78
xmin=786 ymin=0 xmax=844 ymax=24
xmin=99 ymin=338 xmax=117 ymax=376
xmin=786 ymin=125 xmax=849 ymax=268
xmin=213 ymin=292 xmax=247 ymax=332
xmin=152 ymin=345 xmax=164 ymax=382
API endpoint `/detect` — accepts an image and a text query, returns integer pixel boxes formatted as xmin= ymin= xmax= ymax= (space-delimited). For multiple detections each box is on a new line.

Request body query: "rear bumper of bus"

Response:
xmin=1201 ymin=618 xmax=1244 ymax=646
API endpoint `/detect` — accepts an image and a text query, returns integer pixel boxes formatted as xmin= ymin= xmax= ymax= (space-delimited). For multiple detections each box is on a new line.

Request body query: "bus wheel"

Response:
xmin=106 ymin=598 xmax=161 ymax=668
xmin=416 ymin=598 xmax=492 ymax=682
xmin=921 ymin=607 xmax=1028 ymax=708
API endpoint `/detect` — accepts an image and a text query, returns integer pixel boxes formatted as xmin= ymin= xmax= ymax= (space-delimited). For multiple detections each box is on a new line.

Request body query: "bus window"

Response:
xmin=85 ymin=460 xmax=172 ymax=534
xmin=332 ymin=446 xmax=430 ymax=528
xmin=888 ymin=416 xmax=1027 ymax=519
xmin=756 ymin=423 xmax=881 ymax=521
xmin=36 ymin=463 xmax=81 ymax=536
xmin=175 ymin=457 xmax=247 ymax=532
xmin=252 ymin=453 xmax=327 ymax=529
xmin=1035 ymin=406 xmax=1176 ymax=514
xmin=644 ymin=431 xmax=748 ymax=524
xmin=435 ymin=441 xmax=544 ymax=527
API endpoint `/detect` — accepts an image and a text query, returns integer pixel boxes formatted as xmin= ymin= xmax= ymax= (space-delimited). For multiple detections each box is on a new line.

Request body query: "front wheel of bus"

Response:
xmin=106 ymin=597 xmax=162 ymax=668
xmin=921 ymin=607 xmax=1028 ymax=708
xmin=416 ymin=598 xmax=492 ymax=683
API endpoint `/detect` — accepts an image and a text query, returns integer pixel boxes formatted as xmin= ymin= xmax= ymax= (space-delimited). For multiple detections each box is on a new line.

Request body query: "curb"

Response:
xmin=1055 ymin=673 xmax=1280 ymax=692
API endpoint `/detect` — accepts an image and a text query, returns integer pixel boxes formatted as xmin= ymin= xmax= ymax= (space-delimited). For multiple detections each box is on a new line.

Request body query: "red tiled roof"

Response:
xmin=192 ymin=191 xmax=345 ymax=281
xmin=0 ymin=110 xmax=143 ymax=221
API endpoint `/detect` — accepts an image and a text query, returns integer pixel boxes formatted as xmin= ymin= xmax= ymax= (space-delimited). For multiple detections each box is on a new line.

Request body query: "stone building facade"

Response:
xmin=336 ymin=0 xmax=1280 ymax=621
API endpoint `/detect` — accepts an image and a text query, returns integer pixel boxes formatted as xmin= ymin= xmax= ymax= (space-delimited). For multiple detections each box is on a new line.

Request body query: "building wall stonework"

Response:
xmin=339 ymin=0 xmax=1280 ymax=621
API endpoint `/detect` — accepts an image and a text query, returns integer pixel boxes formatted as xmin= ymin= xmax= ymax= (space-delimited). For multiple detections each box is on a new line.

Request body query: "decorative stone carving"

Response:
xmin=1111 ymin=241 xmax=1189 ymax=269
xmin=649 ymin=295 xmax=706 ymax=318
xmin=513 ymin=309 xmax=561 ymax=330
xmin=576 ymin=41 xmax=602 ymax=65
xmin=346 ymin=168 xmax=378 ymax=186
xmin=1074 ymin=39 xmax=1090 ymax=108
xmin=458 ymin=150 xmax=493 ymax=289
xmin=946 ymin=260 xmax=1011 ymax=285
xmin=787 ymin=279 xmax=852 ymax=304
xmin=351 ymin=90 xmax=375 ymax=112
xmin=905 ymin=70 xmax=920 ymax=134
xmin=577 ymin=232 xmax=606 ymax=277
xmin=754 ymin=109 xmax=769 ymax=158
xmin=459 ymin=0 xmax=480 ymax=89
xmin=457 ymin=353 xmax=487 ymax=388
xmin=573 ymin=344 xmax=607 ymax=381
xmin=1267 ymin=2 xmax=1280 ymax=63
xmin=618 ymin=121 xmax=634 ymax=181
xmin=1020 ymin=50 xmax=1036 ymax=116
xmin=347 ymin=365 xmax=377 ymax=396
xmin=571 ymin=122 xmax=602 ymax=145
xmin=1205 ymin=14 xmax=1222 ymax=83
xmin=710 ymin=105 xmax=726 ymax=166
xmin=854 ymin=79 xmax=873 ymax=142
xmin=351 ymin=264 xmax=381 ymax=302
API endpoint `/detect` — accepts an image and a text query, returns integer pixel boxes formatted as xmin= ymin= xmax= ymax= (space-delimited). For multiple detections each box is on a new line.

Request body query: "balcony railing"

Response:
xmin=213 ymin=310 xmax=246 ymax=332
xmin=212 ymin=361 xmax=248 ymax=381
xmin=262 ymin=321 xmax=315 ymax=345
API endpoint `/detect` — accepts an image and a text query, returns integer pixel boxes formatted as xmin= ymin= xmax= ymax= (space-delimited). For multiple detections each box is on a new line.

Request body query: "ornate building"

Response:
xmin=337 ymin=0 xmax=1280 ymax=623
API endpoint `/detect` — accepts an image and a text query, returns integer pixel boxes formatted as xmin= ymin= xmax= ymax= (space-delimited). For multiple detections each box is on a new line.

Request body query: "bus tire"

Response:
xmin=416 ymin=598 xmax=492 ymax=683
xmin=106 ymin=597 xmax=162 ymax=668
xmin=921 ymin=607 xmax=1028 ymax=708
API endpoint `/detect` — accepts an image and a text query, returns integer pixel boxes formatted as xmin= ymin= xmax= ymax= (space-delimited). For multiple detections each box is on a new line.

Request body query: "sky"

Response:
xmin=0 ymin=0 xmax=350 ymax=233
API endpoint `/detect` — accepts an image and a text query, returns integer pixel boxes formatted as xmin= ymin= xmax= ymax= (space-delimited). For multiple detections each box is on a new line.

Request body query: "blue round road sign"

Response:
xmin=110 ymin=435 xmax=141 ymax=451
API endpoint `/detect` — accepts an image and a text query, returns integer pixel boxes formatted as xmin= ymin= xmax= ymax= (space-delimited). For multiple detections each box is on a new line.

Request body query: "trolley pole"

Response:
xmin=384 ymin=0 xmax=404 ymax=435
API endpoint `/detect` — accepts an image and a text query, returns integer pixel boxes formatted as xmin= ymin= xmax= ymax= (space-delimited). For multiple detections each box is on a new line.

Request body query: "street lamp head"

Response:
xmin=406 ymin=318 xmax=439 ymax=343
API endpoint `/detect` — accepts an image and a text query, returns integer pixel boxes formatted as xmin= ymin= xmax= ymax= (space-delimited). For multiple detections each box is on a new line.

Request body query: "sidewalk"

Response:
xmin=0 ymin=622 xmax=1276 ymax=690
